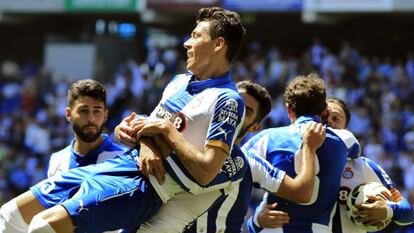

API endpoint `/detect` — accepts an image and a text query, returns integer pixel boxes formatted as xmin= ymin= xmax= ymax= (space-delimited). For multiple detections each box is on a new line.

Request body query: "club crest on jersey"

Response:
xmin=224 ymin=99 xmax=238 ymax=112
xmin=343 ymin=167 xmax=354 ymax=179
xmin=223 ymin=156 xmax=244 ymax=177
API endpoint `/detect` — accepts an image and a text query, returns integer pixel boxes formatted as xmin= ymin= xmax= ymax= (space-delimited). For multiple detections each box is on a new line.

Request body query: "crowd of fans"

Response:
xmin=0 ymin=39 xmax=414 ymax=232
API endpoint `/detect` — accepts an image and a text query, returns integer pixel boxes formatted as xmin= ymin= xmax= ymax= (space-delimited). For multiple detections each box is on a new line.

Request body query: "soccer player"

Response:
xmin=326 ymin=97 xmax=414 ymax=233
xmin=250 ymin=97 xmax=414 ymax=233
xmin=136 ymin=81 xmax=325 ymax=233
xmin=0 ymin=79 xmax=126 ymax=233
xmin=244 ymin=74 xmax=360 ymax=233
xmin=47 ymin=79 xmax=125 ymax=177
xmin=0 ymin=7 xmax=247 ymax=233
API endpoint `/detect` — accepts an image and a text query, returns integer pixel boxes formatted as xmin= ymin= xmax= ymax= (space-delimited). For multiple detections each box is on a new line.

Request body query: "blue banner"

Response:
xmin=223 ymin=0 xmax=302 ymax=11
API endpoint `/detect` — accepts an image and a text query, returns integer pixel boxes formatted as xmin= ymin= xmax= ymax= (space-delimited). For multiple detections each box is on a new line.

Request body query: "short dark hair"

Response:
xmin=327 ymin=96 xmax=351 ymax=127
xmin=68 ymin=79 xmax=106 ymax=107
xmin=237 ymin=81 xmax=272 ymax=123
xmin=284 ymin=73 xmax=327 ymax=117
xmin=196 ymin=7 xmax=246 ymax=63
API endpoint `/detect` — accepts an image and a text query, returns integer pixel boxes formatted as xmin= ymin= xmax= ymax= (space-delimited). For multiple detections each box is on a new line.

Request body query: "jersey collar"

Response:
xmin=70 ymin=134 xmax=110 ymax=162
xmin=295 ymin=115 xmax=322 ymax=125
xmin=186 ymin=72 xmax=231 ymax=94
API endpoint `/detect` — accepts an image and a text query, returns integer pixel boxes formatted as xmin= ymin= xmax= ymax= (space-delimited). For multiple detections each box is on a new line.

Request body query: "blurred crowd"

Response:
xmin=1 ymin=39 xmax=414 ymax=231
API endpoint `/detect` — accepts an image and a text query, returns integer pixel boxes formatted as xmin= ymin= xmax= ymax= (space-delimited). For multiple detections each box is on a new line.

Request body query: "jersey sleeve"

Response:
xmin=329 ymin=128 xmax=361 ymax=158
xmin=241 ymin=132 xmax=269 ymax=159
xmin=361 ymin=157 xmax=395 ymax=189
xmin=248 ymin=155 xmax=285 ymax=193
xmin=205 ymin=92 xmax=245 ymax=154
xmin=47 ymin=153 xmax=58 ymax=177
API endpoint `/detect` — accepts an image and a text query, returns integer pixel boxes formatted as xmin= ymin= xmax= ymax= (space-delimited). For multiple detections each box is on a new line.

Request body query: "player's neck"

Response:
xmin=73 ymin=136 xmax=104 ymax=155
xmin=195 ymin=59 xmax=229 ymax=80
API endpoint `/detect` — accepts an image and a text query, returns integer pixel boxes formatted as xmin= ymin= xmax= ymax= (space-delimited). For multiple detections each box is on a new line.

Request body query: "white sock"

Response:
xmin=0 ymin=199 xmax=28 ymax=233
xmin=28 ymin=215 xmax=57 ymax=233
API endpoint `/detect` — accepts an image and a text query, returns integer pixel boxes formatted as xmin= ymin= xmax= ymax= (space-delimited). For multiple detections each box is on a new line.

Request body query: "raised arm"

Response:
xmin=247 ymin=122 xmax=325 ymax=231
xmin=275 ymin=122 xmax=325 ymax=203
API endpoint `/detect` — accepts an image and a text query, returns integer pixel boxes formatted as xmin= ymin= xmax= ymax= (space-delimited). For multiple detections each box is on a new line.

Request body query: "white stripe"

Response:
xmin=96 ymin=150 xmax=124 ymax=163
xmin=215 ymin=182 xmax=240 ymax=232
xmin=166 ymin=156 xmax=238 ymax=195
xmin=196 ymin=212 xmax=208 ymax=233
xmin=328 ymin=203 xmax=337 ymax=230
xmin=311 ymin=223 xmax=331 ymax=233
xmin=166 ymin=156 xmax=203 ymax=193
xmin=329 ymin=128 xmax=360 ymax=153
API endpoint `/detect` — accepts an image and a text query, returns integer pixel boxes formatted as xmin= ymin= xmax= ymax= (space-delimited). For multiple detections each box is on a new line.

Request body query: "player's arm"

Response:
xmin=115 ymin=113 xmax=168 ymax=184
xmin=135 ymin=119 xmax=228 ymax=186
xmin=136 ymin=94 xmax=244 ymax=186
xmin=246 ymin=122 xmax=325 ymax=231
xmin=354 ymin=158 xmax=414 ymax=226
xmin=247 ymin=122 xmax=325 ymax=202
xmin=386 ymin=189 xmax=414 ymax=225
xmin=275 ymin=122 xmax=325 ymax=203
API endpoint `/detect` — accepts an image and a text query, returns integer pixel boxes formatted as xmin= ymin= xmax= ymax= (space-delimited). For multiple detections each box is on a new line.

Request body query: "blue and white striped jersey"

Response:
xmin=333 ymin=157 xmax=414 ymax=233
xmin=243 ymin=115 xmax=360 ymax=233
xmin=183 ymin=151 xmax=286 ymax=233
xmin=47 ymin=134 xmax=126 ymax=177
xmin=139 ymin=145 xmax=251 ymax=233
xmin=145 ymin=72 xmax=246 ymax=202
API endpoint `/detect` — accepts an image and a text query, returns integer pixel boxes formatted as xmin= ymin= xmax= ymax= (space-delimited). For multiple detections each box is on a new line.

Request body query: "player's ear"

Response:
xmin=286 ymin=103 xmax=295 ymax=121
xmin=65 ymin=107 xmax=72 ymax=122
xmin=104 ymin=108 xmax=109 ymax=123
xmin=320 ymin=106 xmax=329 ymax=124
xmin=214 ymin=37 xmax=225 ymax=52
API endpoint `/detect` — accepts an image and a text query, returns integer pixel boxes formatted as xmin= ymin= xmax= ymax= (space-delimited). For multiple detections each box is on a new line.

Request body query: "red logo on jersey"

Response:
xmin=342 ymin=167 xmax=354 ymax=179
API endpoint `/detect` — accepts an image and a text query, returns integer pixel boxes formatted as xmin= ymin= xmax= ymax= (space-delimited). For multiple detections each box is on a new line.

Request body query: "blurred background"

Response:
xmin=0 ymin=0 xmax=414 ymax=232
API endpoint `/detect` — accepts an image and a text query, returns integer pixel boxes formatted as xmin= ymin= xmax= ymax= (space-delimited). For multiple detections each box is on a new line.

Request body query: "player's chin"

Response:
xmin=81 ymin=133 xmax=101 ymax=143
xmin=186 ymin=62 xmax=193 ymax=72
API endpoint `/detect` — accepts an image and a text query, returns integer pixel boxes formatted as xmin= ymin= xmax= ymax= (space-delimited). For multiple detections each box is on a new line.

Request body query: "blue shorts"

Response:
xmin=31 ymin=150 xmax=162 ymax=233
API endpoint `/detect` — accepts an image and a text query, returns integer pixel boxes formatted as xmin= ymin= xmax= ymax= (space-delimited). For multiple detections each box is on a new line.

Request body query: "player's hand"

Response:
xmin=257 ymin=203 xmax=290 ymax=228
xmin=139 ymin=137 xmax=166 ymax=184
xmin=134 ymin=119 xmax=175 ymax=139
xmin=115 ymin=112 xmax=139 ymax=147
xmin=302 ymin=122 xmax=325 ymax=152
xmin=353 ymin=194 xmax=388 ymax=226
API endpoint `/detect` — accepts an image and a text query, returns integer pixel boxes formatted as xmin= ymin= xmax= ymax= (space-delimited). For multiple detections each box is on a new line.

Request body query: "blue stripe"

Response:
xmin=164 ymin=153 xmax=200 ymax=192
xmin=186 ymin=72 xmax=234 ymax=94
xmin=362 ymin=157 xmax=395 ymax=189
xmin=68 ymin=135 xmax=125 ymax=168
xmin=165 ymin=146 xmax=248 ymax=194
xmin=163 ymin=85 xmax=195 ymax=113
